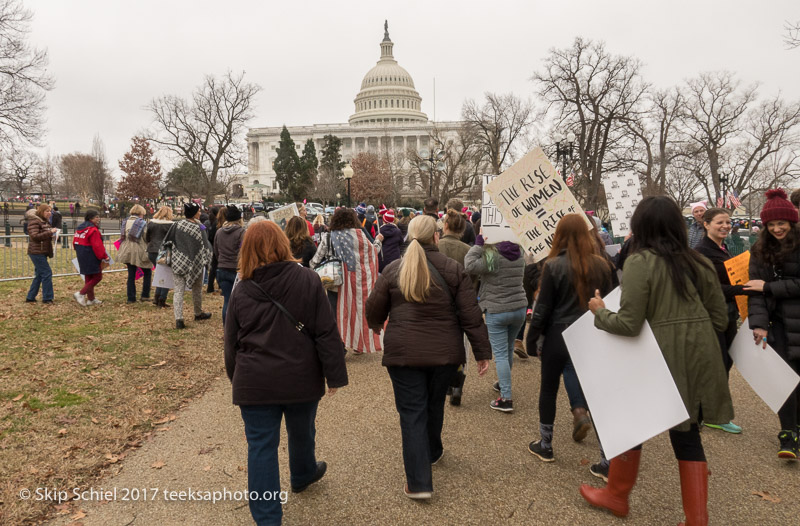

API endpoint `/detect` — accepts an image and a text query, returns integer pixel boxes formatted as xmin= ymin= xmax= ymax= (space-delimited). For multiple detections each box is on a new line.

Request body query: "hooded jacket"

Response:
xmin=378 ymin=222 xmax=403 ymax=272
xmin=214 ymin=223 xmax=245 ymax=270
xmin=464 ymin=240 xmax=527 ymax=313
xmin=224 ymin=261 xmax=349 ymax=405
xmin=26 ymin=209 xmax=53 ymax=257
xmin=73 ymin=221 xmax=109 ymax=275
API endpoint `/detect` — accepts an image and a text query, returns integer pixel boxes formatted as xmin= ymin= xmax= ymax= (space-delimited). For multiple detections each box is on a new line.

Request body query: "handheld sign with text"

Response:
xmin=724 ymin=250 xmax=750 ymax=320
xmin=268 ymin=203 xmax=299 ymax=230
xmin=486 ymin=147 xmax=591 ymax=262
xmin=480 ymin=174 xmax=518 ymax=244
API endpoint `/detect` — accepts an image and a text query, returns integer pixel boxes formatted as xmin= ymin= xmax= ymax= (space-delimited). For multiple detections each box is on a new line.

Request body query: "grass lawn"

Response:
xmin=0 ymin=272 xmax=225 ymax=524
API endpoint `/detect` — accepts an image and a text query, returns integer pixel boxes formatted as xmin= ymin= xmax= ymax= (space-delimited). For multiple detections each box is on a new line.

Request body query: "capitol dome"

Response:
xmin=349 ymin=22 xmax=428 ymax=126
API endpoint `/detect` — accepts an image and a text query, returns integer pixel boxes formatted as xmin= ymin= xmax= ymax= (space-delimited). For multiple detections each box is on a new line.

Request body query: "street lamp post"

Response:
xmin=720 ymin=175 xmax=729 ymax=209
xmin=418 ymin=146 xmax=446 ymax=198
xmin=343 ymin=164 xmax=354 ymax=208
xmin=554 ymin=131 xmax=576 ymax=182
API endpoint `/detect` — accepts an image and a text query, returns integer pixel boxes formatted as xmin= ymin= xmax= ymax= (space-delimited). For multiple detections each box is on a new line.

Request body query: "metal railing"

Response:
xmin=0 ymin=232 xmax=127 ymax=282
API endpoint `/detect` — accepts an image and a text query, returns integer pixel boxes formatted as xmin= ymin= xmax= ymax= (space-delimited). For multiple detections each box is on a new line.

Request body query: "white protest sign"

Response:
xmin=729 ymin=330 xmax=800 ymax=413
xmin=486 ymin=147 xmax=591 ymax=262
xmin=153 ymin=264 xmax=175 ymax=290
xmin=602 ymin=172 xmax=642 ymax=237
xmin=71 ymin=257 xmax=85 ymax=282
xmin=480 ymin=174 xmax=518 ymax=244
xmin=268 ymin=203 xmax=299 ymax=230
xmin=562 ymin=287 xmax=689 ymax=459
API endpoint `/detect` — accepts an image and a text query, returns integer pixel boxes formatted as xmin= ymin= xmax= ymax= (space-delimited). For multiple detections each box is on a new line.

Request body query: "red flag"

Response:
xmin=566 ymin=172 xmax=575 ymax=187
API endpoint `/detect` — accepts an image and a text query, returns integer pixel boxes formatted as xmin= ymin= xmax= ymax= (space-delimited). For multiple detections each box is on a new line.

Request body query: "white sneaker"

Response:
xmin=87 ymin=299 xmax=103 ymax=306
xmin=73 ymin=292 xmax=87 ymax=306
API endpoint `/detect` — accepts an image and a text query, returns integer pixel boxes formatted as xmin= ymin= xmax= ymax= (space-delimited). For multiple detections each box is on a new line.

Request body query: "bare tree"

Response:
xmin=60 ymin=152 xmax=93 ymax=204
xmin=620 ymin=87 xmax=687 ymax=196
xmin=785 ymin=20 xmax=800 ymax=49
xmin=147 ymin=71 xmax=262 ymax=205
xmin=32 ymin=150 xmax=60 ymax=196
xmin=90 ymin=135 xmax=113 ymax=204
xmin=0 ymin=0 xmax=54 ymax=148
xmin=405 ymin=126 xmax=489 ymax=204
xmin=461 ymin=92 xmax=534 ymax=175
xmin=681 ymin=71 xmax=800 ymax=207
xmin=534 ymin=37 xmax=649 ymax=212
xmin=3 ymin=149 xmax=36 ymax=195
xmin=664 ymin=155 xmax=705 ymax=210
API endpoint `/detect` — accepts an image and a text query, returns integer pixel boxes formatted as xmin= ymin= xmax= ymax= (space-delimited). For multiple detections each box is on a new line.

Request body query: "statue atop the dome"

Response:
xmin=383 ymin=20 xmax=390 ymax=41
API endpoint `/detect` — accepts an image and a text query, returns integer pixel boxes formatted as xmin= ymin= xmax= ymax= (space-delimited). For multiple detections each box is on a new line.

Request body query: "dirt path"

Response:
xmin=47 ymin=353 xmax=800 ymax=526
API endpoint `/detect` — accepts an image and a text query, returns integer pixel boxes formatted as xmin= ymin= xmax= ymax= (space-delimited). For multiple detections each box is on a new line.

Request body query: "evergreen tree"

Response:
xmin=297 ymin=138 xmax=318 ymax=198
xmin=272 ymin=125 xmax=300 ymax=198
xmin=315 ymin=135 xmax=344 ymax=204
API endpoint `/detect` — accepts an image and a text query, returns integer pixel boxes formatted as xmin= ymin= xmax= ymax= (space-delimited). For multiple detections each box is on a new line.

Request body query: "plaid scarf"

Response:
xmin=163 ymin=219 xmax=212 ymax=283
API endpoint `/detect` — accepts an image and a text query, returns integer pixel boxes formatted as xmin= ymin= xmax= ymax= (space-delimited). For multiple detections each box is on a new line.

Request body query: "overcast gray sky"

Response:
xmin=26 ymin=0 xmax=800 ymax=177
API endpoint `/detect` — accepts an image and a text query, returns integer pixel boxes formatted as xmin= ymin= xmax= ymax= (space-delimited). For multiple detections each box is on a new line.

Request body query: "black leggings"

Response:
xmin=773 ymin=321 xmax=800 ymax=431
xmin=716 ymin=305 xmax=739 ymax=374
xmin=539 ymin=325 xmax=587 ymax=425
xmin=629 ymin=424 xmax=705 ymax=462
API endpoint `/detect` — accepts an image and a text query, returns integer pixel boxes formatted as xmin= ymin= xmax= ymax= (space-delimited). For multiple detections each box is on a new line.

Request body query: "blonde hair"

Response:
xmin=130 ymin=204 xmax=146 ymax=216
xmin=153 ymin=205 xmax=173 ymax=221
xmin=313 ymin=214 xmax=325 ymax=228
xmin=398 ymin=215 xmax=436 ymax=303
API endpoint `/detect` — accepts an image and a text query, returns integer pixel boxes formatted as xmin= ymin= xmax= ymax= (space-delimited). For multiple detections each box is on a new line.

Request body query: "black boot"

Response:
xmin=175 ymin=319 xmax=186 ymax=330
xmin=195 ymin=312 xmax=212 ymax=321
xmin=450 ymin=370 xmax=466 ymax=406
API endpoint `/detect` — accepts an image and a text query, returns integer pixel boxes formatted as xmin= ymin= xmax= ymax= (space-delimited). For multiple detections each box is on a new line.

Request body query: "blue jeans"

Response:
xmin=126 ymin=264 xmax=152 ymax=302
xmin=387 ymin=364 xmax=458 ymax=492
xmin=27 ymin=254 xmax=53 ymax=302
xmin=239 ymin=401 xmax=319 ymax=526
xmin=485 ymin=308 xmax=527 ymax=400
xmin=216 ymin=268 xmax=237 ymax=324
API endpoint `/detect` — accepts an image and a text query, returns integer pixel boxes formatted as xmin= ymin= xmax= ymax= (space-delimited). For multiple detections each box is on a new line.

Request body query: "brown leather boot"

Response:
xmin=580 ymin=448 xmax=641 ymax=517
xmin=572 ymin=407 xmax=592 ymax=442
xmin=677 ymin=460 xmax=708 ymax=526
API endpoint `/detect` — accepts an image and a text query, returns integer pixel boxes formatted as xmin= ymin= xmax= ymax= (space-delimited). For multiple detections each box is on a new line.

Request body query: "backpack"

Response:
xmin=127 ymin=217 xmax=146 ymax=241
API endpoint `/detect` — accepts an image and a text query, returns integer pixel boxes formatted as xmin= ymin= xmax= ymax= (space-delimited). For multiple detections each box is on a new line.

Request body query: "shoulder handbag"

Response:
xmin=156 ymin=223 xmax=177 ymax=266
xmin=314 ymin=232 xmax=343 ymax=290
xmin=248 ymin=280 xmax=314 ymax=339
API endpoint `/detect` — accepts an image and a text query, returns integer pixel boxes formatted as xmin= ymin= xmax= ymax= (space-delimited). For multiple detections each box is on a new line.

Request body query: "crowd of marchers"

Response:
xmin=20 ymin=187 xmax=800 ymax=526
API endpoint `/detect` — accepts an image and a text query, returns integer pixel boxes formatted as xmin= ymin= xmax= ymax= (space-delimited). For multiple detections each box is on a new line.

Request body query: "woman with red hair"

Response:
xmin=225 ymin=220 xmax=348 ymax=526
xmin=526 ymin=214 xmax=615 ymax=465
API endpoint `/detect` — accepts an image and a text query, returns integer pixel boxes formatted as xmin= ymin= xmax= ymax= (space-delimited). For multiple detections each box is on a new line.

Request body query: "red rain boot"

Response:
xmin=580 ymin=449 xmax=641 ymax=517
xmin=677 ymin=460 xmax=708 ymax=526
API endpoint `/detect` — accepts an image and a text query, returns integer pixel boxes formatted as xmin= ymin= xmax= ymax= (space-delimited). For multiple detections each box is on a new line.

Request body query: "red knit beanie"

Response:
xmin=383 ymin=209 xmax=395 ymax=223
xmin=760 ymin=189 xmax=799 ymax=224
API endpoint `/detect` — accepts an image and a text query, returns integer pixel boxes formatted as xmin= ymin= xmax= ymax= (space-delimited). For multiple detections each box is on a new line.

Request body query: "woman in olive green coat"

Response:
xmin=581 ymin=196 xmax=732 ymax=526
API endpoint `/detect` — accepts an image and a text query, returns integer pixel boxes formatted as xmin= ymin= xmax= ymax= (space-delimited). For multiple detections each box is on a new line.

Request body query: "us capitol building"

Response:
xmin=241 ymin=22 xmax=461 ymax=199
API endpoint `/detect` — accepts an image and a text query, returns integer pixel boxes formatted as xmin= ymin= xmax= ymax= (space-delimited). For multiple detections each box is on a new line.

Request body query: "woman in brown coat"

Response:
xmin=25 ymin=204 xmax=55 ymax=304
xmin=366 ymin=214 xmax=492 ymax=500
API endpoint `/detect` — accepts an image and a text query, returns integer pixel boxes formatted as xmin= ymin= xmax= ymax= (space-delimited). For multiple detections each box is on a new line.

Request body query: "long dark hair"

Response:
xmin=285 ymin=216 xmax=312 ymax=253
xmin=630 ymin=196 xmax=711 ymax=299
xmin=751 ymin=222 xmax=800 ymax=266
